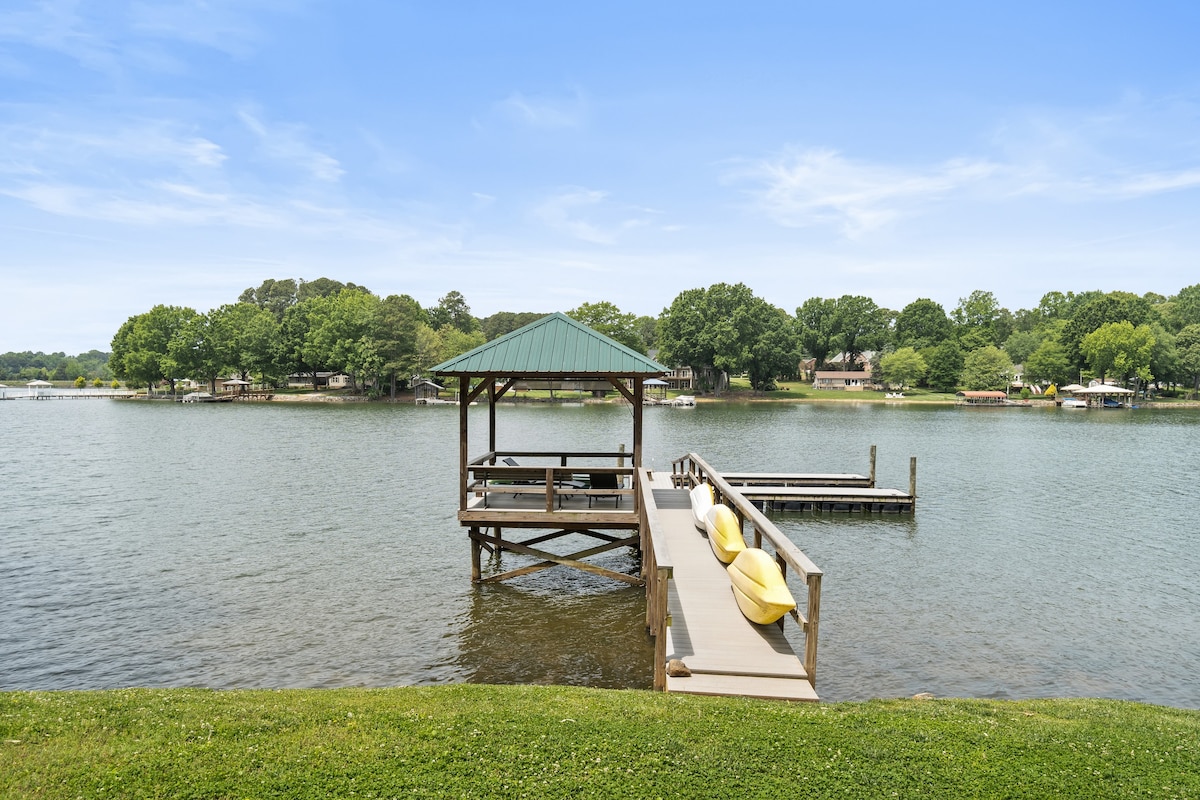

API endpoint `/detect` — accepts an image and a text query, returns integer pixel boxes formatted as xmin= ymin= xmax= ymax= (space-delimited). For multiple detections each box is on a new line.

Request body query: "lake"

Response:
xmin=2 ymin=398 xmax=1198 ymax=708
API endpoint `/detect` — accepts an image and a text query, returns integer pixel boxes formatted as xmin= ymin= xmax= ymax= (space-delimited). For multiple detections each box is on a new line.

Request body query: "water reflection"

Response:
xmin=456 ymin=580 xmax=652 ymax=689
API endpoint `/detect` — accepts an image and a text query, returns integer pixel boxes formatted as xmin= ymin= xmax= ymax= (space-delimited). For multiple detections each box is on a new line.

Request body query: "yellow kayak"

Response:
xmin=703 ymin=504 xmax=746 ymax=563
xmin=726 ymin=548 xmax=797 ymax=625
xmin=689 ymin=482 xmax=714 ymax=530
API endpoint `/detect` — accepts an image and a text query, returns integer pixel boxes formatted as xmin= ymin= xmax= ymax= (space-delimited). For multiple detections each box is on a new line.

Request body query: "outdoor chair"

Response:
xmin=588 ymin=471 xmax=622 ymax=507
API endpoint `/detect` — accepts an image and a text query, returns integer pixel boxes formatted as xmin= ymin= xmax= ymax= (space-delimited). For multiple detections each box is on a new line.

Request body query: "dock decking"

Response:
xmin=739 ymin=484 xmax=914 ymax=513
xmin=646 ymin=477 xmax=819 ymax=701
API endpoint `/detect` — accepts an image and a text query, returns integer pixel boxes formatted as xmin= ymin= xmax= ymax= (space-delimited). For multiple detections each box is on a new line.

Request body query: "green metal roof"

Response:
xmin=431 ymin=312 xmax=668 ymax=377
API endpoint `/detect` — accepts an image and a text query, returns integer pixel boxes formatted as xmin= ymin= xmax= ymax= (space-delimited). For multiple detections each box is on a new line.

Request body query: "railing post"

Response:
xmin=804 ymin=573 xmax=821 ymax=688
xmin=869 ymin=445 xmax=877 ymax=487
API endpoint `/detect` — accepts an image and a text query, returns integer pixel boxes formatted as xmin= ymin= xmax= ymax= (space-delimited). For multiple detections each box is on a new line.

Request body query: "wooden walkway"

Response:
xmin=641 ymin=467 xmax=822 ymax=702
xmin=739 ymin=484 xmax=914 ymax=513
xmin=722 ymin=472 xmax=872 ymax=488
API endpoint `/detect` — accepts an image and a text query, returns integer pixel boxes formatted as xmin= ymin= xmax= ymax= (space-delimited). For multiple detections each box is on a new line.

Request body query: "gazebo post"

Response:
xmin=488 ymin=380 xmax=497 ymax=456
xmin=458 ymin=374 xmax=471 ymax=512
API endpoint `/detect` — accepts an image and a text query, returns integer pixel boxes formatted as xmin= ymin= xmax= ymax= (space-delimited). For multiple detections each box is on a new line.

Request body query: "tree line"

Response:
xmin=655 ymin=284 xmax=1200 ymax=397
xmin=0 ymin=350 xmax=112 ymax=384
xmin=35 ymin=277 xmax=1200 ymax=399
xmin=105 ymin=279 xmax=664 ymax=398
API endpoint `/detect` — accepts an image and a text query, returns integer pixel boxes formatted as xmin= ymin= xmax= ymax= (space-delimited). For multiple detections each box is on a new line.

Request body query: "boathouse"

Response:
xmin=955 ymin=390 xmax=1009 ymax=406
xmin=431 ymin=312 xmax=668 ymax=585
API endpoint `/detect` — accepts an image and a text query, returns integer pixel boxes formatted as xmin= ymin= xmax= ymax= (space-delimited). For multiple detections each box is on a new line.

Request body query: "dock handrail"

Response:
xmin=466 ymin=450 xmax=635 ymax=510
xmin=671 ymin=452 xmax=823 ymax=687
xmin=637 ymin=469 xmax=674 ymax=691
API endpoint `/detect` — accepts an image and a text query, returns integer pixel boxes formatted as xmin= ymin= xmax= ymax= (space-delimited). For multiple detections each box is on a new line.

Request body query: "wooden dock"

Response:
xmin=739 ymin=485 xmax=914 ymax=513
xmin=678 ymin=448 xmax=916 ymax=514
xmin=643 ymin=474 xmax=819 ymax=700
xmin=722 ymin=472 xmax=872 ymax=488
xmin=641 ymin=458 xmax=824 ymax=701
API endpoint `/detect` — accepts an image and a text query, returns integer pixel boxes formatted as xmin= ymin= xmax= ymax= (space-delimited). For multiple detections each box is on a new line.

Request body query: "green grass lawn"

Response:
xmin=3 ymin=686 xmax=1197 ymax=798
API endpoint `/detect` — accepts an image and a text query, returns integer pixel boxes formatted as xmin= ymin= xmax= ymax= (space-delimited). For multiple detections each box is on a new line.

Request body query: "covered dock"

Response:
xmin=431 ymin=314 xmax=826 ymax=700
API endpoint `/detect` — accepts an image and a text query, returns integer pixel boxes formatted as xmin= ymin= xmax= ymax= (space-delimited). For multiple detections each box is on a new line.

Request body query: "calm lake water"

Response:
xmin=2 ymin=398 xmax=1198 ymax=707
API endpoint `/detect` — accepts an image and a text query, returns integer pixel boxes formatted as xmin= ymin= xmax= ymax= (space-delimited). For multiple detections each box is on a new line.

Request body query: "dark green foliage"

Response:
xmin=480 ymin=311 xmax=547 ymax=341
xmin=926 ymin=340 xmax=965 ymax=391
xmin=894 ymin=298 xmax=953 ymax=351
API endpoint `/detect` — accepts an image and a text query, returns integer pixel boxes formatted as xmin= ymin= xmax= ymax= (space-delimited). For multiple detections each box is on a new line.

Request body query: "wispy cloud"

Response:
xmin=0 ymin=0 xmax=120 ymax=73
xmin=499 ymin=89 xmax=587 ymax=129
xmin=733 ymin=147 xmax=998 ymax=236
xmin=238 ymin=108 xmax=344 ymax=182
xmin=532 ymin=188 xmax=671 ymax=244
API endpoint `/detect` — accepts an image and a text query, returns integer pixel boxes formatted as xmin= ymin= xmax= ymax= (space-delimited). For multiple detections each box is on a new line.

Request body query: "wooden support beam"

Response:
xmin=471 ymin=529 xmax=642 ymax=585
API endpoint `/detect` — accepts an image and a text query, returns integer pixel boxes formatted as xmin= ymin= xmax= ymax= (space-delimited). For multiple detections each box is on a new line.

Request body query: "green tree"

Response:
xmin=743 ymin=301 xmax=799 ymax=392
xmin=1024 ymin=338 xmax=1073 ymax=385
xmin=92 ymin=377 xmax=103 ymax=388
xmin=1175 ymin=324 xmax=1200 ymax=397
xmin=795 ymin=297 xmax=837 ymax=369
xmin=280 ymin=296 xmax=330 ymax=390
xmin=894 ymin=298 xmax=953 ymax=350
xmin=298 ymin=277 xmax=368 ymax=302
xmin=1003 ymin=330 xmax=1043 ymax=366
xmin=567 ymin=301 xmax=646 ymax=353
xmin=1168 ymin=283 xmax=1200 ymax=332
xmin=1062 ymin=291 xmax=1154 ymax=369
xmin=1080 ymin=321 xmax=1155 ymax=384
xmin=961 ymin=345 xmax=1014 ymax=391
xmin=73 ymin=375 xmax=86 ymax=389
xmin=480 ymin=312 xmax=544 ymax=341
xmin=208 ymin=303 xmax=281 ymax=385
xmin=879 ymin=347 xmax=928 ymax=389
xmin=830 ymin=295 xmax=888 ymax=368
xmin=427 ymin=290 xmax=478 ymax=334
xmin=635 ymin=315 xmax=659 ymax=352
xmin=926 ymin=340 xmax=965 ymax=391
xmin=435 ymin=326 xmax=487 ymax=363
xmin=239 ymin=278 xmax=298 ymax=320
xmin=310 ymin=290 xmax=384 ymax=392
xmin=110 ymin=305 xmax=199 ymax=392
xmin=377 ymin=294 xmax=425 ymax=398
xmin=951 ymin=290 xmax=1005 ymax=346
xmin=659 ymin=283 xmax=766 ymax=394
xmin=169 ymin=312 xmax=224 ymax=392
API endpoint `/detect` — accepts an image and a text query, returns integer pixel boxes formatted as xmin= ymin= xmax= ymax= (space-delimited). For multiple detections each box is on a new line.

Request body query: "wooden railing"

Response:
xmin=670 ymin=453 xmax=823 ymax=688
xmin=466 ymin=450 xmax=636 ymax=511
xmin=637 ymin=468 xmax=673 ymax=691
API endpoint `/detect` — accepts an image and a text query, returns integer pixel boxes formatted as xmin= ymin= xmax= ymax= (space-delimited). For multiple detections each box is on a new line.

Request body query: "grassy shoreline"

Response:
xmin=3 ymin=686 xmax=1198 ymax=798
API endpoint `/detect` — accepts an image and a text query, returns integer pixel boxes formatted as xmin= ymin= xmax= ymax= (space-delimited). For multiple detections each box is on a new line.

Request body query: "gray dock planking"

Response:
xmin=721 ymin=472 xmax=872 ymax=488
xmin=734 ymin=484 xmax=914 ymax=513
xmin=648 ymin=476 xmax=819 ymax=701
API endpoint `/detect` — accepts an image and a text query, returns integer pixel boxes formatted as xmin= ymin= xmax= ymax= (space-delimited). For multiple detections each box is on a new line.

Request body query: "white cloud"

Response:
xmin=238 ymin=108 xmax=344 ymax=182
xmin=531 ymin=188 xmax=681 ymax=244
xmin=499 ymin=89 xmax=586 ymax=129
xmin=533 ymin=188 xmax=616 ymax=244
xmin=733 ymin=147 xmax=998 ymax=237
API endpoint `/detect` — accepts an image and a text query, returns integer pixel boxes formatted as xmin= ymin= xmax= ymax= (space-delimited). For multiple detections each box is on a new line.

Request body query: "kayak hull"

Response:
xmin=704 ymin=504 xmax=746 ymax=563
xmin=727 ymin=548 xmax=797 ymax=625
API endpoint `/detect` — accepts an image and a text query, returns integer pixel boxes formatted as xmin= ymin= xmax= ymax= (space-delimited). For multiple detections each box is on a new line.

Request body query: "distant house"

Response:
xmin=828 ymin=351 xmax=876 ymax=370
xmin=328 ymin=373 xmax=352 ymax=389
xmin=287 ymin=372 xmax=334 ymax=388
xmin=648 ymin=350 xmax=694 ymax=390
xmin=813 ymin=370 xmax=876 ymax=391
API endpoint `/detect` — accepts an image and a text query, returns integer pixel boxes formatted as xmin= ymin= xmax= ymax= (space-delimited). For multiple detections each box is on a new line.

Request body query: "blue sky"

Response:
xmin=3 ymin=1 xmax=1200 ymax=354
